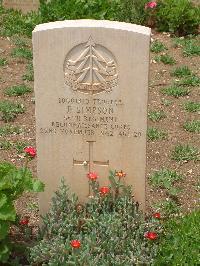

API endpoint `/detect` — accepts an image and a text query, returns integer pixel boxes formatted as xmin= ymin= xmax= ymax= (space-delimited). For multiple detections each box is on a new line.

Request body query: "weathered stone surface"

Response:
xmin=33 ymin=20 xmax=151 ymax=215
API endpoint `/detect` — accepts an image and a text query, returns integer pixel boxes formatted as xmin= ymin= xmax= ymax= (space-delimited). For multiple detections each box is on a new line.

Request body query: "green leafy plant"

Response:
xmin=171 ymin=144 xmax=199 ymax=162
xmin=11 ymin=35 xmax=29 ymax=47
xmin=4 ymin=85 xmax=32 ymax=96
xmin=183 ymin=120 xmax=200 ymax=133
xmin=184 ymin=101 xmax=200 ymax=112
xmin=14 ymin=141 xmax=30 ymax=154
xmin=173 ymin=36 xmax=200 ymax=56
xmin=0 ymin=125 xmax=22 ymax=136
xmin=154 ymin=54 xmax=176 ymax=64
xmin=161 ymin=98 xmax=172 ymax=106
xmin=30 ymin=171 xmax=161 ymax=265
xmin=0 ymin=149 xmax=44 ymax=263
xmin=0 ymin=140 xmax=13 ymax=150
xmin=150 ymin=169 xmax=183 ymax=196
xmin=11 ymin=47 xmax=32 ymax=60
xmin=22 ymin=62 xmax=34 ymax=81
xmin=147 ymin=127 xmax=168 ymax=141
xmin=0 ymin=100 xmax=25 ymax=122
xmin=0 ymin=57 xmax=7 ymax=66
xmin=161 ymin=85 xmax=190 ymax=98
xmin=170 ymin=66 xmax=192 ymax=77
xmin=148 ymin=110 xmax=166 ymax=122
xmin=155 ymin=210 xmax=200 ymax=265
xmin=155 ymin=0 xmax=200 ymax=36
xmin=153 ymin=199 xmax=180 ymax=216
xmin=176 ymin=75 xmax=200 ymax=87
xmin=151 ymin=40 xmax=167 ymax=53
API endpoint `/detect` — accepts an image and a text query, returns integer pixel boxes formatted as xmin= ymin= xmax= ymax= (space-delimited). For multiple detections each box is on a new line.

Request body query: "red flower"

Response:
xmin=145 ymin=1 xmax=157 ymax=9
xmin=115 ymin=170 xmax=126 ymax=178
xmin=153 ymin=212 xmax=161 ymax=219
xmin=24 ymin=146 xmax=36 ymax=158
xmin=99 ymin=186 xmax=110 ymax=195
xmin=20 ymin=218 xmax=29 ymax=225
xmin=144 ymin=232 xmax=158 ymax=240
xmin=87 ymin=172 xmax=98 ymax=181
xmin=70 ymin=240 xmax=81 ymax=249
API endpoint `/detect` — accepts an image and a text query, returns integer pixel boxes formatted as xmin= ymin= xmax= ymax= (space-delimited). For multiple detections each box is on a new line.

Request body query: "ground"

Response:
xmin=0 ymin=31 xmax=199 ymax=228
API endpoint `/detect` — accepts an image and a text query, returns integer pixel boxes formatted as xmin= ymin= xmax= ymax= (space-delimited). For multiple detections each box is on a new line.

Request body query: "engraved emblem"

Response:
xmin=64 ymin=36 xmax=118 ymax=95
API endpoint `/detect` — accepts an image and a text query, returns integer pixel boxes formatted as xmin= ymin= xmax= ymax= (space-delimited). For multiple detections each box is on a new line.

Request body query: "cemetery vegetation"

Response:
xmin=161 ymin=85 xmax=190 ymax=98
xmin=183 ymin=120 xmax=200 ymax=133
xmin=150 ymin=40 xmax=167 ymax=53
xmin=176 ymin=75 xmax=200 ymax=87
xmin=4 ymin=85 xmax=32 ymax=97
xmin=148 ymin=110 xmax=166 ymax=122
xmin=0 ymin=0 xmax=199 ymax=264
xmin=147 ymin=127 xmax=168 ymax=141
xmin=11 ymin=47 xmax=32 ymax=60
xmin=154 ymin=54 xmax=176 ymax=65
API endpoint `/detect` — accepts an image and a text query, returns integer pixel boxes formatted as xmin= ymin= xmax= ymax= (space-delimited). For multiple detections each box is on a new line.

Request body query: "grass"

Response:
xmin=14 ymin=141 xmax=30 ymax=154
xmin=11 ymin=35 xmax=29 ymax=47
xmin=183 ymin=120 xmax=200 ymax=133
xmin=173 ymin=37 xmax=200 ymax=56
xmin=0 ymin=100 xmax=25 ymax=122
xmin=22 ymin=62 xmax=34 ymax=81
xmin=161 ymin=98 xmax=172 ymax=106
xmin=155 ymin=210 xmax=200 ymax=265
xmin=4 ymin=84 xmax=32 ymax=96
xmin=147 ymin=127 xmax=168 ymax=141
xmin=150 ymin=168 xmax=183 ymax=196
xmin=176 ymin=75 xmax=200 ymax=87
xmin=171 ymin=144 xmax=199 ymax=162
xmin=11 ymin=47 xmax=32 ymax=60
xmin=161 ymin=85 xmax=190 ymax=98
xmin=148 ymin=110 xmax=166 ymax=122
xmin=0 ymin=125 xmax=22 ymax=136
xmin=0 ymin=57 xmax=7 ymax=66
xmin=154 ymin=54 xmax=176 ymax=65
xmin=170 ymin=66 xmax=192 ymax=78
xmin=184 ymin=101 xmax=200 ymax=112
xmin=150 ymin=40 xmax=167 ymax=53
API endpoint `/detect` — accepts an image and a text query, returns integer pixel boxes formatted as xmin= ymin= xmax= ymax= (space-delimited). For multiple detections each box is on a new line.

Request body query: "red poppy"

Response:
xmin=144 ymin=232 xmax=158 ymax=240
xmin=153 ymin=212 xmax=161 ymax=219
xmin=99 ymin=186 xmax=110 ymax=195
xmin=20 ymin=218 xmax=29 ymax=225
xmin=70 ymin=240 xmax=81 ymax=249
xmin=87 ymin=172 xmax=98 ymax=181
xmin=24 ymin=146 xmax=36 ymax=158
xmin=116 ymin=170 xmax=126 ymax=178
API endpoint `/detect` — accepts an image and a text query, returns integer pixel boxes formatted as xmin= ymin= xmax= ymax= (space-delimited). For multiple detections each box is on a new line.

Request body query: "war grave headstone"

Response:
xmin=2 ymin=0 xmax=39 ymax=13
xmin=33 ymin=20 xmax=151 ymax=215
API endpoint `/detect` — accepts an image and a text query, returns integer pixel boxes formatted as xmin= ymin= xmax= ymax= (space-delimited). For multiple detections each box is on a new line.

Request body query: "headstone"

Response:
xmin=2 ymin=0 xmax=39 ymax=13
xmin=33 ymin=20 xmax=151 ymax=214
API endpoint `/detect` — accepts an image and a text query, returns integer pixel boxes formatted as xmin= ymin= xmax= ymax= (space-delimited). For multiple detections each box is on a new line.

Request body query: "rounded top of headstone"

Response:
xmin=33 ymin=20 xmax=151 ymax=36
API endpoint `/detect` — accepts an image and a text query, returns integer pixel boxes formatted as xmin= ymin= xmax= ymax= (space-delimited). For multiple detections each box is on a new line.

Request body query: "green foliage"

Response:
xmin=11 ymin=47 xmax=32 ymax=60
xmin=11 ymin=35 xmax=29 ymax=47
xmin=183 ymin=120 xmax=200 ymax=133
xmin=154 ymin=54 xmax=176 ymax=64
xmin=156 ymin=0 xmax=200 ymax=36
xmin=171 ymin=144 xmax=199 ymax=162
xmin=155 ymin=210 xmax=200 ymax=265
xmin=0 ymin=161 xmax=44 ymax=263
xmin=0 ymin=57 xmax=7 ymax=66
xmin=176 ymin=75 xmax=200 ymax=87
xmin=147 ymin=127 xmax=167 ymax=141
xmin=161 ymin=85 xmax=190 ymax=98
xmin=0 ymin=140 xmax=12 ymax=150
xmin=184 ymin=101 xmax=200 ymax=112
xmin=150 ymin=169 xmax=183 ymax=196
xmin=30 ymin=173 xmax=160 ymax=265
xmin=0 ymin=100 xmax=25 ymax=122
xmin=170 ymin=66 xmax=192 ymax=77
xmin=161 ymin=98 xmax=172 ymax=106
xmin=173 ymin=36 xmax=200 ymax=56
xmin=39 ymin=0 xmax=121 ymax=22
xmin=151 ymin=40 xmax=167 ymax=53
xmin=14 ymin=141 xmax=29 ymax=154
xmin=22 ymin=62 xmax=34 ymax=81
xmin=148 ymin=110 xmax=166 ymax=122
xmin=0 ymin=125 xmax=22 ymax=136
xmin=153 ymin=199 xmax=180 ymax=216
xmin=4 ymin=85 xmax=32 ymax=96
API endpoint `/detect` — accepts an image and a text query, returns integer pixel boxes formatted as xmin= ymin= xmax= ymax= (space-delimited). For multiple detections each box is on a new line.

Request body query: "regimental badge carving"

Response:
xmin=64 ymin=36 xmax=118 ymax=95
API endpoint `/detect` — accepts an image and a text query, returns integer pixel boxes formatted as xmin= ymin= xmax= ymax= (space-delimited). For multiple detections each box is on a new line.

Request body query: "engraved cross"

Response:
xmin=73 ymin=141 xmax=109 ymax=172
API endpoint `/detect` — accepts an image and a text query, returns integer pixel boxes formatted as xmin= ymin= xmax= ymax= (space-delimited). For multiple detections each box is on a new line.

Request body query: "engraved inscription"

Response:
xmin=64 ymin=36 xmax=118 ymax=95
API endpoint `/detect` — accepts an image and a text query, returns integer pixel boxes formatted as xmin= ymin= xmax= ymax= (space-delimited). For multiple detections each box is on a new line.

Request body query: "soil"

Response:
xmin=0 ymin=31 xmax=199 ymax=229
